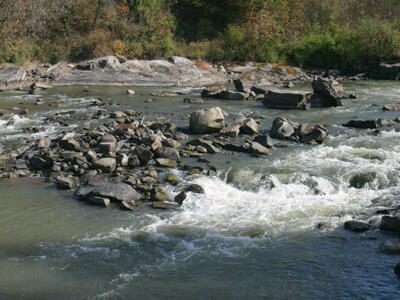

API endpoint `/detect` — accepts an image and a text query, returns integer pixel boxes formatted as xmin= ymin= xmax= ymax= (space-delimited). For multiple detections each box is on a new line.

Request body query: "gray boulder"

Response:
xmin=56 ymin=176 xmax=76 ymax=190
xmin=95 ymin=158 xmax=116 ymax=173
xmin=270 ymin=117 xmax=296 ymax=139
xmin=310 ymin=78 xmax=343 ymax=107
xmin=189 ymin=107 xmax=225 ymax=134
xmin=76 ymin=181 xmax=142 ymax=203
xmin=240 ymin=118 xmax=259 ymax=135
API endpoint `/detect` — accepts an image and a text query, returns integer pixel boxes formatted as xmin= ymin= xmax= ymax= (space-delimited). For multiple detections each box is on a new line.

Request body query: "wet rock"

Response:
xmin=189 ymin=106 xmax=225 ymax=134
xmin=152 ymin=202 xmax=179 ymax=209
xmin=240 ymin=118 xmax=259 ymax=135
xmin=0 ymin=109 xmax=11 ymax=116
xmin=174 ymin=132 xmax=189 ymax=142
xmin=183 ymin=98 xmax=204 ymax=104
xmin=165 ymin=175 xmax=179 ymax=185
xmin=310 ymin=78 xmax=343 ymax=107
xmin=86 ymin=196 xmax=111 ymax=207
xmin=344 ymin=220 xmax=371 ymax=232
xmin=296 ymin=123 xmax=328 ymax=144
xmin=233 ymin=79 xmax=245 ymax=92
xmin=349 ymin=172 xmax=376 ymax=188
xmin=127 ymin=89 xmax=135 ymax=95
xmin=378 ymin=119 xmax=397 ymax=127
xmin=76 ymin=181 xmax=142 ymax=203
xmin=383 ymin=104 xmax=400 ymax=111
xmin=343 ymin=120 xmax=378 ymax=129
xmin=380 ymin=239 xmax=400 ymax=254
xmin=28 ymin=155 xmax=53 ymax=170
xmin=249 ymin=142 xmax=272 ymax=156
xmin=184 ymin=184 xmax=205 ymax=194
xmin=349 ymin=93 xmax=359 ymax=99
xmin=95 ymin=158 xmax=116 ymax=173
xmin=162 ymin=138 xmax=180 ymax=149
xmin=251 ymin=86 xmax=267 ymax=95
xmin=155 ymin=147 xmax=180 ymax=161
xmin=174 ymin=191 xmax=187 ymax=205
xmin=120 ymin=200 xmax=136 ymax=211
xmin=395 ymin=263 xmax=400 ymax=276
xmin=380 ymin=216 xmax=400 ymax=232
xmin=263 ymin=90 xmax=310 ymax=110
xmin=189 ymin=138 xmax=221 ymax=154
xmin=59 ymin=138 xmax=81 ymax=151
xmin=253 ymin=135 xmax=274 ymax=148
xmin=99 ymin=142 xmax=116 ymax=153
xmin=201 ymin=86 xmax=227 ymax=98
xmin=156 ymin=158 xmax=177 ymax=168
xmin=110 ymin=111 xmax=126 ymax=119
xmin=134 ymin=147 xmax=154 ymax=165
xmin=270 ymin=117 xmax=296 ymax=139
xmin=152 ymin=187 xmax=167 ymax=202
xmin=220 ymin=122 xmax=241 ymax=137
xmin=55 ymin=176 xmax=76 ymax=190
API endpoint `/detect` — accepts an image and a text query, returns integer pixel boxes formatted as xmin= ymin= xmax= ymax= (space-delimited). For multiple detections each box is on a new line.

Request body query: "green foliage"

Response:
xmin=0 ymin=0 xmax=399 ymax=67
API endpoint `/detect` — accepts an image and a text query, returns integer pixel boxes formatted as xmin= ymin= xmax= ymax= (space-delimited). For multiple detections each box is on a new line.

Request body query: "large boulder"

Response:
xmin=270 ymin=117 xmax=296 ymax=139
xmin=263 ymin=90 xmax=310 ymax=110
xmin=76 ymin=181 xmax=142 ymax=203
xmin=310 ymin=78 xmax=343 ymax=107
xmin=189 ymin=107 xmax=225 ymax=134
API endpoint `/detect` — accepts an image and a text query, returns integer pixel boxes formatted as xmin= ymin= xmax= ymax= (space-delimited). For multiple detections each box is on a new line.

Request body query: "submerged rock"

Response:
xmin=184 ymin=184 xmax=205 ymax=194
xmin=380 ymin=239 xmax=400 ymax=254
xmin=349 ymin=172 xmax=376 ymax=188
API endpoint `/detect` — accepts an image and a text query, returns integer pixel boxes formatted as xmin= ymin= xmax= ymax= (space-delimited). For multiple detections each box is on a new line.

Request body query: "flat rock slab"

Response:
xmin=263 ymin=90 xmax=310 ymax=110
xmin=152 ymin=202 xmax=179 ymax=209
xmin=76 ymin=181 xmax=142 ymax=203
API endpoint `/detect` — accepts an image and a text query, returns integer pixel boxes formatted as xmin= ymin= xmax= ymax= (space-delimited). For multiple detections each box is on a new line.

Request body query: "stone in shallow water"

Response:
xmin=152 ymin=202 xmax=179 ymax=209
xmin=344 ymin=220 xmax=371 ymax=232
xmin=380 ymin=239 xmax=400 ymax=254
xmin=76 ymin=181 xmax=142 ymax=203
xmin=55 ymin=176 xmax=76 ymax=190
xmin=349 ymin=172 xmax=376 ymax=189
xmin=380 ymin=216 xmax=400 ymax=232
xmin=156 ymin=158 xmax=177 ymax=168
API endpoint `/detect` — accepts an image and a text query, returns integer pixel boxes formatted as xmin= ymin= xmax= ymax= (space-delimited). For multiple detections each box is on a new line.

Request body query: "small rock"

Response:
xmin=95 ymin=158 xmax=117 ymax=173
xmin=253 ymin=135 xmax=274 ymax=148
xmin=184 ymin=184 xmax=205 ymax=194
xmin=86 ymin=196 xmax=111 ymax=208
xmin=55 ymin=176 xmax=76 ymax=190
xmin=380 ymin=239 xmax=400 ymax=254
xmin=127 ymin=89 xmax=135 ymax=95
xmin=156 ymin=158 xmax=177 ymax=168
xmin=349 ymin=172 xmax=376 ymax=189
xmin=174 ymin=191 xmax=187 ymax=205
xmin=152 ymin=202 xmax=179 ymax=209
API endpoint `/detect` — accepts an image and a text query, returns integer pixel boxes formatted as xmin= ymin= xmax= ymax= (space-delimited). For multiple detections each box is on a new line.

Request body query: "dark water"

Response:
xmin=1 ymin=82 xmax=400 ymax=299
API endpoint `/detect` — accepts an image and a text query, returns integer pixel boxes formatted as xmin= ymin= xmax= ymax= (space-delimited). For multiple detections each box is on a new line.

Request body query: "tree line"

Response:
xmin=0 ymin=0 xmax=399 ymax=68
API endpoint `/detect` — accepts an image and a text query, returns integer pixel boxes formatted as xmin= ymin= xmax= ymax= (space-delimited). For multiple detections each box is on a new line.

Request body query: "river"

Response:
xmin=1 ymin=81 xmax=400 ymax=299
